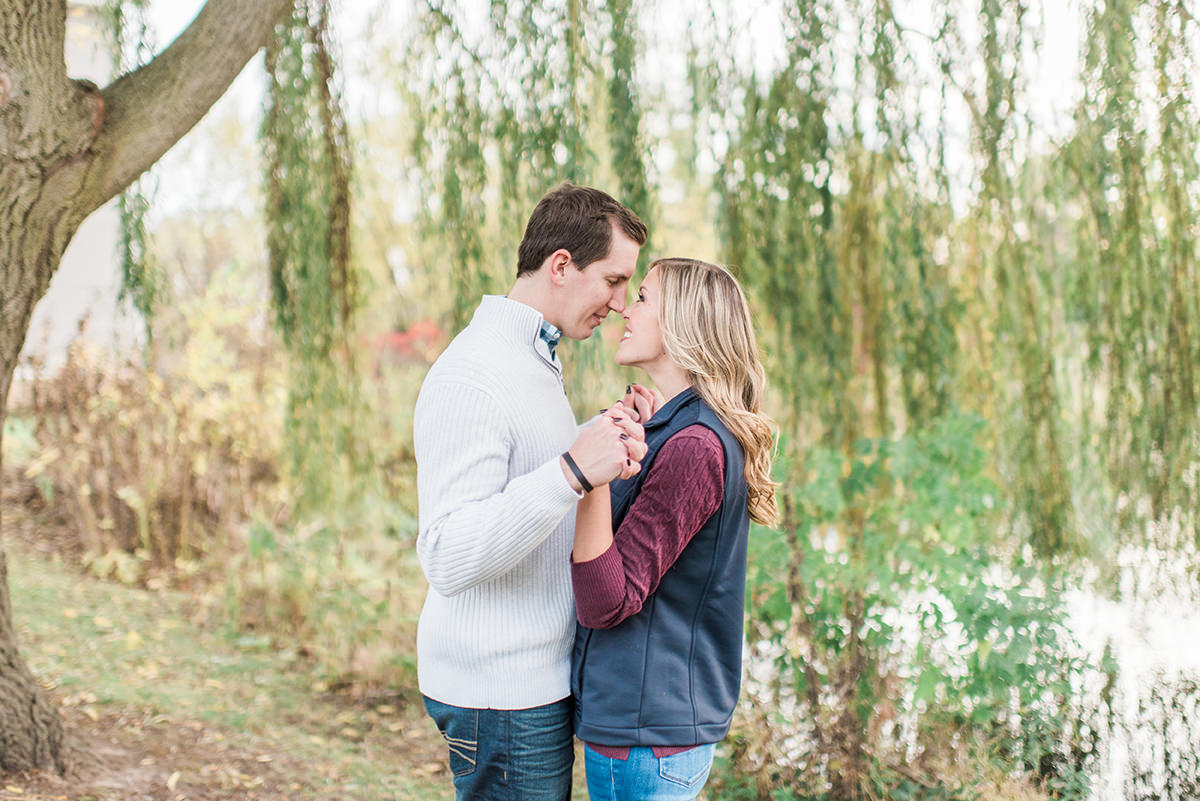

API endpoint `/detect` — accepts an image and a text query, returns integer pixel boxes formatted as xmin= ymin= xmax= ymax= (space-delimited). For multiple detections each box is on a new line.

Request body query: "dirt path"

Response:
xmin=0 ymin=683 xmax=449 ymax=801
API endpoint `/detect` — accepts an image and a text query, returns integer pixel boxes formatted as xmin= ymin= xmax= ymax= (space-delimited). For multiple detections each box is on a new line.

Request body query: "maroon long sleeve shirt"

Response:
xmin=571 ymin=424 xmax=725 ymax=759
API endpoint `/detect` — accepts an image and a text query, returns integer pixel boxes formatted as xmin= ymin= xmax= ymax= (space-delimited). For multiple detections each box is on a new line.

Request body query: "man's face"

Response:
xmin=558 ymin=227 xmax=640 ymax=340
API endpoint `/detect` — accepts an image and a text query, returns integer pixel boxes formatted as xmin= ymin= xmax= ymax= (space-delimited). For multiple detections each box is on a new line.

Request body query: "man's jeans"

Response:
xmin=583 ymin=743 xmax=716 ymax=801
xmin=423 ymin=695 xmax=573 ymax=801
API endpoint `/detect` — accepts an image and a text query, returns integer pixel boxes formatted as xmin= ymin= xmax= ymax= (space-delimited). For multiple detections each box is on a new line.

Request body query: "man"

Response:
xmin=413 ymin=183 xmax=649 ymax=800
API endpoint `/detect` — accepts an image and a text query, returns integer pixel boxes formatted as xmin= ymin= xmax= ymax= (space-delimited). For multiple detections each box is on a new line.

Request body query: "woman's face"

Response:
xmin=615 ymin=266 xmax=667 ymax=369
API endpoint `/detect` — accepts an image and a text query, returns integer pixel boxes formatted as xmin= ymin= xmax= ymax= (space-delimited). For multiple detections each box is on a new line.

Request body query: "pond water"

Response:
xmin=1066 ymin=507 xmax=1200 ymax=801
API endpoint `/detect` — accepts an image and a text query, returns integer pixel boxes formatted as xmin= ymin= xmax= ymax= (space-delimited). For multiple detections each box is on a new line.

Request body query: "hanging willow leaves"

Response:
xmin=717 ymin=0 xmax=840 ymax=443
xmin=1153 ymin=1 xmax=1200 ymax=509
xmin=443 ymin=64 xmax=489 ymax=331
xmin=605 ymin=0 xmax=653 ymax=266
xmin=406 ymin=0 xmax=592 ymax=333
xmin=1069 ymin=0 xmax=1150 ymax=514
xmin=867 ymin=0 xmax=958 ymax=431
xmin=566 ymin=0 xmax=657 ymax=401
xmin=933 ymin=0 xmax=1077 ymax=555
xmin=1063 ymin=0 xmax=1200 ymax=522
xmin=103 ymin=0 xmax=161 ymax=330
xmin=263 ymin=0 xmax=361 ymax=511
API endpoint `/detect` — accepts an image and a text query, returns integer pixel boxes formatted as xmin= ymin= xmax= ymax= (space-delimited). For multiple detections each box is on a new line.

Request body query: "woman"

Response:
xmin=569 ymin=258 xmax=779 ymax=800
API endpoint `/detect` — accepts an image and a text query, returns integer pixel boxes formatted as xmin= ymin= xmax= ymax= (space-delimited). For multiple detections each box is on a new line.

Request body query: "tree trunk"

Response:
xmin=0 ymin=343 xmax=68 ymax=772
xmin=0 ymin=510 xmax=67 ymax=775
xmin=0 ymin=0 xmax=295 ymax=774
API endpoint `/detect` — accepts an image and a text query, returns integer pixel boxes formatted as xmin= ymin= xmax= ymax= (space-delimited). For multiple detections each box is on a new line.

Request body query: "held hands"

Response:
xmin=605 ymin=403 xmax=648 ymax=480
xmin=562 ymin=401 xmax=647 ymax=492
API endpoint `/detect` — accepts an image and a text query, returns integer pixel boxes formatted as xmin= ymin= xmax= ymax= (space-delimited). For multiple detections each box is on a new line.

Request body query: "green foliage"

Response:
xmin=115 ymin=187 xmax=163 ymax=327
xmin=968 ymin=0 xmax=1076 ymax=556
xmin=604 ymin=0 xmax=654 ymax=270
xmin=736 ymin=415 xmax=1087 ymax=798
xmin=407 ymin=0 xmax=600 ymax=332
xmin=708 ymin=752 xmax=980 ymax=801
xmin=16 ymin=255 xmax=427 ymax=688
xmin=714 ymin=2 xmax=841 ymax=438
xmin=709 ymin=0 xmax=1199 ymax=556
xmin=213 ymin=357 xmax=431 ymax=688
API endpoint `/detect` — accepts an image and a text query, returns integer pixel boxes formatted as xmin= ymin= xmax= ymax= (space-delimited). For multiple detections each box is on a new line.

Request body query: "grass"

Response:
xmin=7 ymin=540 xmax=450 ymax=800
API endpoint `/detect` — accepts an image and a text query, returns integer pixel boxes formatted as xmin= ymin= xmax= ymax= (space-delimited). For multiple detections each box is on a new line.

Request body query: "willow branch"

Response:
xmin=82 ymin=0 xmax=296 ymax=210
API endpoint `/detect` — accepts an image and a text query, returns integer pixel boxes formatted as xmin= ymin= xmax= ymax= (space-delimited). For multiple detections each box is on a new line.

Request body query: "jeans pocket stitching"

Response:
xmin=436 ymin=711 xmax=478 ymax=777
xmin=657 ymin=747 xmax=713 ymax=788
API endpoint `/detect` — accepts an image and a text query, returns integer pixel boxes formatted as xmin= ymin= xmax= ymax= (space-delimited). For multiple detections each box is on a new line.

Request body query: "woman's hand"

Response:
xmin=602 ymin=402 xmax=647 ymax=480
xmin=622 ymin=383 xmax=663 ymax=424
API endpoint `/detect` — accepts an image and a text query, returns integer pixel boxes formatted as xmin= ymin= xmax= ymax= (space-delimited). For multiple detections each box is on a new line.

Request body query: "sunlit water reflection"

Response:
xmin=1067 ymin=506 xmax=1200 ymax=801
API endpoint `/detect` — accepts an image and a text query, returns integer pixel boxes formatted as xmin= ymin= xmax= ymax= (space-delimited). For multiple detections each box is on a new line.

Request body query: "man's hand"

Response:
xmin=562 ymin=403 xmax=647 ymax=491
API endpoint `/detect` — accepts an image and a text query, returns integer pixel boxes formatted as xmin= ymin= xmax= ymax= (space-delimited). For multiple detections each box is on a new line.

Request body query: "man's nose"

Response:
xmin=609 ymin=289 xmax=626 ymax=313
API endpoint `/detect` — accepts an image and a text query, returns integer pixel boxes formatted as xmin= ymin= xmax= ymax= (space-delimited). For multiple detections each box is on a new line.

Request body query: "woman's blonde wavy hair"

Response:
xmin=653 ymin=258 xmax=779 ymax=526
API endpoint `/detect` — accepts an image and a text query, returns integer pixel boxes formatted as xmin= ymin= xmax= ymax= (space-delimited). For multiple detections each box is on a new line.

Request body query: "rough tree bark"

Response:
xmin=0 ymin=0 xmax=295 ymax=773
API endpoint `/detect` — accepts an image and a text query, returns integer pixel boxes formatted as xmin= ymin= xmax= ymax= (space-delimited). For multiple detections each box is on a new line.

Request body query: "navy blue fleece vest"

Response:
xmin=571 ymin=388 xmax=749 ymax=746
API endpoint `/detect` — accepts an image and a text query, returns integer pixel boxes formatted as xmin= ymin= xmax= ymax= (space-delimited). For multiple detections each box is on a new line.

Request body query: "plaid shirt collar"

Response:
xmin=538 ymin=319 xmax=562 ymax=361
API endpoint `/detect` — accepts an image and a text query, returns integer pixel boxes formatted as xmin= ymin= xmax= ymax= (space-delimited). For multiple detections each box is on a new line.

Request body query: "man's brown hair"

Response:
xmin=516 ymin=183 xmax=648 ymax=278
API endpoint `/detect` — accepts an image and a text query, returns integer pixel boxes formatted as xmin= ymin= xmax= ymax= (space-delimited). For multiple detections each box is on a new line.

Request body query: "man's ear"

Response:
xmin=546 ymin=249 xmax=573 ymax=287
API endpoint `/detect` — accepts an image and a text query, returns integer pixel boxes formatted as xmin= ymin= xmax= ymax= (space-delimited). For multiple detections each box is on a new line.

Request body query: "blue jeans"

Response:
xmin=422 ymin=695 xmax=573 ymax=801
xmin=584 ymin=743 xmax=716 ymax=801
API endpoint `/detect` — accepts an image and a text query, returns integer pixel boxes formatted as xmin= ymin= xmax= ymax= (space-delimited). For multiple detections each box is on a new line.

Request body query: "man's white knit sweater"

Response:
xmin=413 ymin=295 xmax=582 ymax=709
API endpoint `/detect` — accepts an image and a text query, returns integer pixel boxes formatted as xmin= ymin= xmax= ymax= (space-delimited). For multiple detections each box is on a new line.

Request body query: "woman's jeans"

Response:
xmin=584 ymin=742 xmax=716 ymax=801
xmin=423 ymin=695 xmax=573 ymax=801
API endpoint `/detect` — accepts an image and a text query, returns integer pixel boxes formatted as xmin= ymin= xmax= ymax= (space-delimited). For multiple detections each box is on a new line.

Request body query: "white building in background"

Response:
xmin=16 ymin=2 xmax=143 ymax=379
